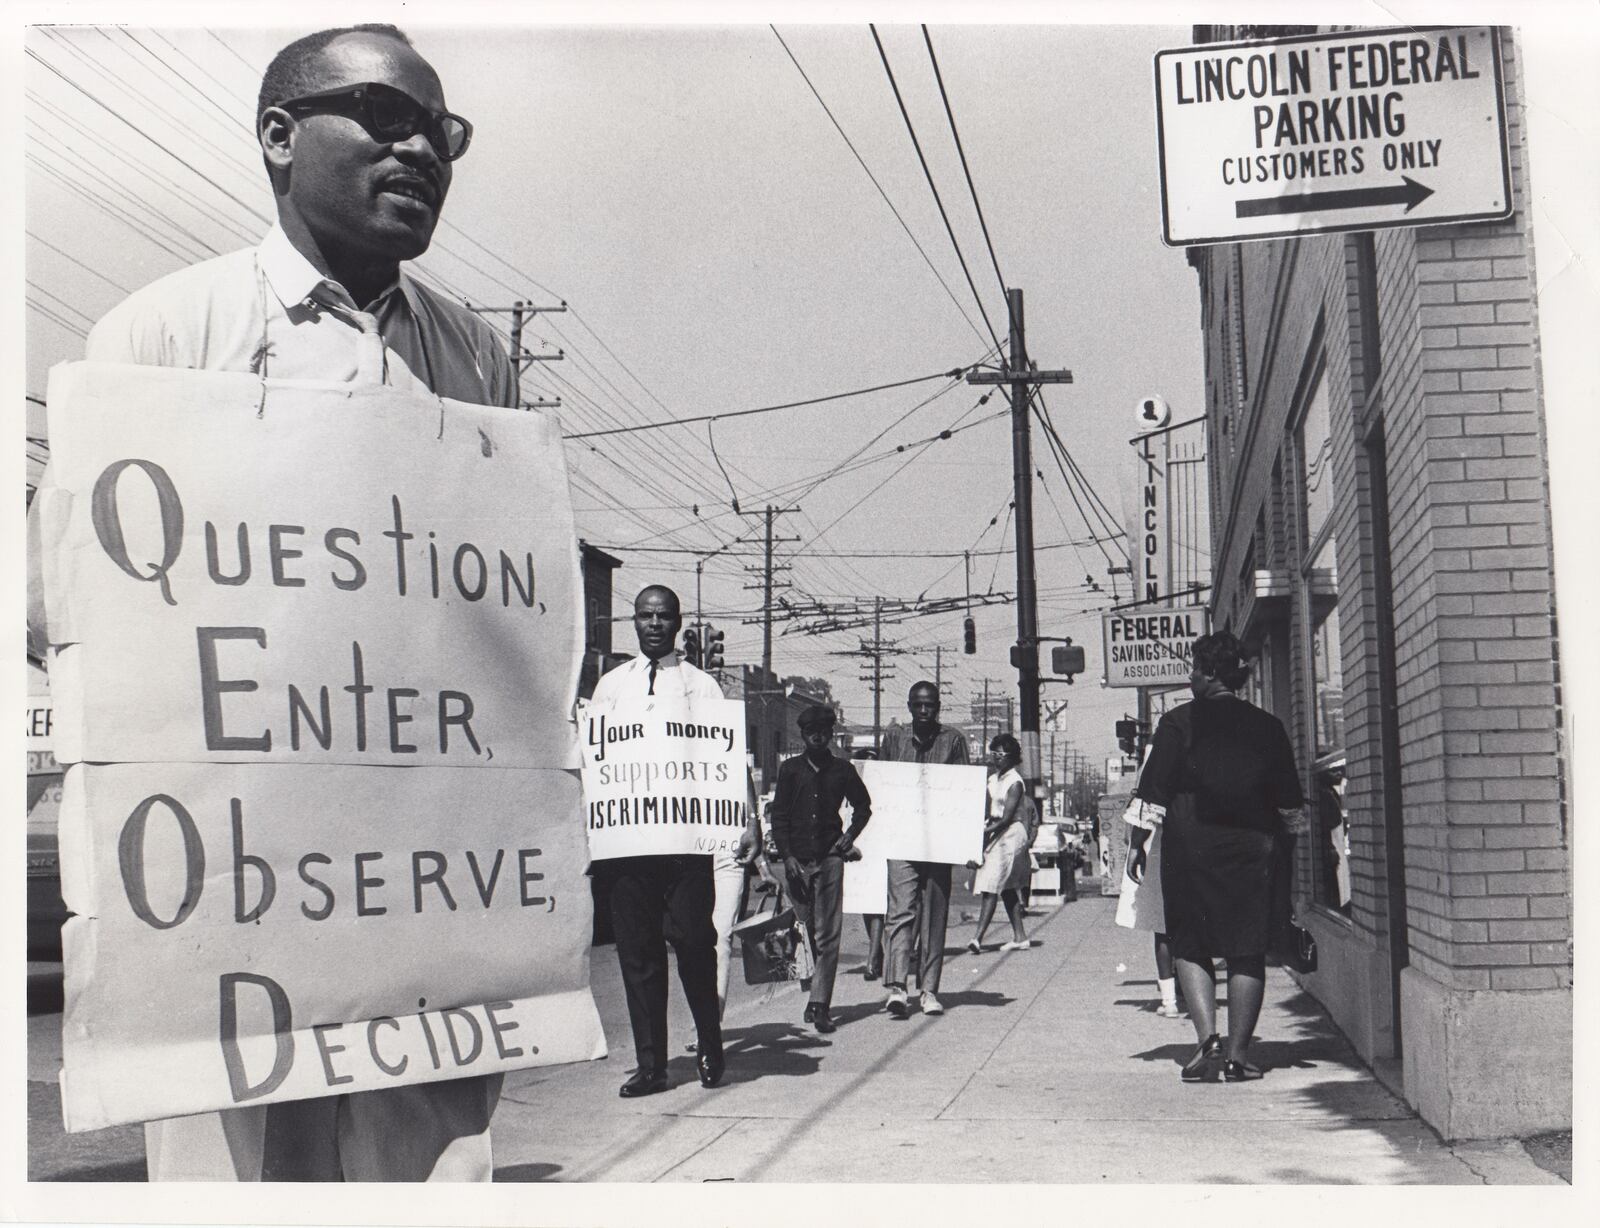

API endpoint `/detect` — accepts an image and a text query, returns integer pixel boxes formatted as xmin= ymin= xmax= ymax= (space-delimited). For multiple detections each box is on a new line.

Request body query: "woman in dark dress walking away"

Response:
xmin=1129 ymin=632 xmax=1308 ymax=1083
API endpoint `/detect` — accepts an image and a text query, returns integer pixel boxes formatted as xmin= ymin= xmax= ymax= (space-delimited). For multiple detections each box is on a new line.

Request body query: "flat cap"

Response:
xmin=797 ymin=704 xmax=836 ymax=732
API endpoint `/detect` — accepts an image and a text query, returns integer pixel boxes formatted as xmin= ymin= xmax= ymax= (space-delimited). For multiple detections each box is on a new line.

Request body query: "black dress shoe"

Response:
xmin=1180 ymin=1034 xmax=1223 ymax=1084
xmin=697 ymin=1050 xmax=725 ymax=1088
xmin=1223 ymin=1058 xmax=1264 ymax=1082
xmin=863 ymin=965 xmax=881 ymax=981
xmin=813 ymin=1006 xmax=837 ymax=1034
xmin=803 ymin=1002 xmax=818 ymax=1024
xmin=619 ymin=1069 xmax=668 ymax=1098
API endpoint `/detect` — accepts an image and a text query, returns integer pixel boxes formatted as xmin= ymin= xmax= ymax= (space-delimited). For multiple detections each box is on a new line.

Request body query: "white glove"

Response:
xmin=1122 ymin=797 xmax=1166 ymax=830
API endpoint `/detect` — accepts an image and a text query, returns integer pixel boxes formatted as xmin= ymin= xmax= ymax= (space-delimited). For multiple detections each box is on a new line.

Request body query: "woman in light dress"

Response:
xmin=968 ymin=734 xmax=1033 ymax=953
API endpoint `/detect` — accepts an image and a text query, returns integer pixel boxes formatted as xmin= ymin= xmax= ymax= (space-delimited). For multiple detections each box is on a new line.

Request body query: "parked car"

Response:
xmin=27 ymin=766 xmax=67 ymax=958
xmin=26 ymin=671 xmax=67 ymax=958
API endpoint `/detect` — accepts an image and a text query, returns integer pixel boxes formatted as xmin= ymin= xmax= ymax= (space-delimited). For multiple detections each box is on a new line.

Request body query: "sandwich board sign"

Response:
xmin=1154 ymin=26 xmax=1511 ymax=246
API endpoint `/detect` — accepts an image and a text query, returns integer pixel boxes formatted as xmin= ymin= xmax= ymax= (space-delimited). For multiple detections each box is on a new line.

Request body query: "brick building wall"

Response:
xmin=1187 ymin=27 xmax=1570 ymax=1139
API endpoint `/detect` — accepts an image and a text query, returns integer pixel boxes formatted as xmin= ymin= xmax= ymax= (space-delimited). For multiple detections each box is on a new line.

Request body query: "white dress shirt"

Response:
xmin=85 ymin=224 xmax=517 ymax=407
xmin=590 ymin=650 xmax=725 ymax=704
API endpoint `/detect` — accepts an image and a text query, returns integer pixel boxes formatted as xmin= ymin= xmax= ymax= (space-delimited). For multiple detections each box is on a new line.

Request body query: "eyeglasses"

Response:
xmin=276 ymin=82 xmax=473 ymax=162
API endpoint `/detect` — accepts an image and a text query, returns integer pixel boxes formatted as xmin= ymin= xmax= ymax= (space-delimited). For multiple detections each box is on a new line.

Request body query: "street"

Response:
xmin=26 ymin=887 xmax=1562 ymax=1185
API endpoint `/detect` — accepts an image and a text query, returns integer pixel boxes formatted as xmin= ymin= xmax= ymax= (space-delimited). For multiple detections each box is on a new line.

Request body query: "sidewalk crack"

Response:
xmin=650 ymin=1116 xmax=744 ymax=1183
xmin=932 ymin=900 xmax=1099 ymax=1120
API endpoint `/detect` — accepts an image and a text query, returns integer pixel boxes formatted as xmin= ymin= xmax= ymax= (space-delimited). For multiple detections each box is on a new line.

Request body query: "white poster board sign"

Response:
xmin=37 ymin=363 xmax=604 ymax=1131
xmin=577 ymin=695 xmax=749 ymax=859
xmin=841 ymin=761 xmax=984 ymax=913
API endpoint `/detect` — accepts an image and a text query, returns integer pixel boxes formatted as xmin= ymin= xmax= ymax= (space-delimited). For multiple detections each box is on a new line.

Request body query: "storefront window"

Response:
xmin=1300 ymin=373 xmax=1349 ymax=915
xmin=1308 ymin=537 xmax=1343 ymax=756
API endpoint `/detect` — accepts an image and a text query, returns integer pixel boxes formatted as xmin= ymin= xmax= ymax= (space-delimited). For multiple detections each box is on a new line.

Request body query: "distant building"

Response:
xmin=1186 ymin=24 xmax=1570 ymax=1139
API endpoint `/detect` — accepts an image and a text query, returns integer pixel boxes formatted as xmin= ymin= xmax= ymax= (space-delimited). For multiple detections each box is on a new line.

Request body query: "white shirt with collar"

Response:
xmin=84 ymin=224 xmax=517 ymax=407
xmin=590 ymin=650 xmax=725 ymax=705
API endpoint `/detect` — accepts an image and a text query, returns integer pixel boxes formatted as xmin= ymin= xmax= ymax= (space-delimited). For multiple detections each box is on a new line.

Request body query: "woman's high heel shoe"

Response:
xmin=1181 ymin=1034 xmax=1223 ymax=1083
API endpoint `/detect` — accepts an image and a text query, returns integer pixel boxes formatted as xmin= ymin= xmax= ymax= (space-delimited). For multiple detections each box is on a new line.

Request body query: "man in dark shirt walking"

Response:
xmin=769 ymin=705 xmax=873 ymax=1033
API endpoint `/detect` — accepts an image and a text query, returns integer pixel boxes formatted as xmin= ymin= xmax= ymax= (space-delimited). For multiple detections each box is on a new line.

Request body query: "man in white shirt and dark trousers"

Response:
xmin=31 ymin=24 xmax=512 ymax=1182
xmin=590 ymin=586 xmax=730 ymax=1096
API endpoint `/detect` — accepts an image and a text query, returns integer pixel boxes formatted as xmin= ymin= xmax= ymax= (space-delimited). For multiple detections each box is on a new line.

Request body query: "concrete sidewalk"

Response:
xmin=489 ymin=891 xmax=1560 ymax=1184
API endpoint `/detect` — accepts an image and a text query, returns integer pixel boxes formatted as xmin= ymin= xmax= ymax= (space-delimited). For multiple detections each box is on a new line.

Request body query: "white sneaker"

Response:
xmin=920 ymin=991 xmax=944 ymax=1016
xmin=999 ymin=939 xmax=1031 ymax=952
xmin=1157 ymin=1002 xmax=1185 ymax=1018
xmin=886 ymin=988 xmax=909 ymax=1019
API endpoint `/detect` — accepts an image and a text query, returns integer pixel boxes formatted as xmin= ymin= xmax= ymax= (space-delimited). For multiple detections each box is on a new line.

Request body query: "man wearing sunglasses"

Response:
xmin=62 ymin=25 xmax=514 ymax=1183
xmin=84 ymin=23 xmax=510 ymax=404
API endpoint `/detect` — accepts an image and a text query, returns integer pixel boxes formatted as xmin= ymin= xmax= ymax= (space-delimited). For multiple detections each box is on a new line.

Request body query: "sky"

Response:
xmin=20 ymin=13 xmax=1252 ymax=774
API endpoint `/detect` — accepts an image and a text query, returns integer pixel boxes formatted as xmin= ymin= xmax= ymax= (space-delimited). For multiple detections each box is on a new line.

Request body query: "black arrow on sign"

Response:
xmin=1235 ymin=176 xmax=1435 ymax=219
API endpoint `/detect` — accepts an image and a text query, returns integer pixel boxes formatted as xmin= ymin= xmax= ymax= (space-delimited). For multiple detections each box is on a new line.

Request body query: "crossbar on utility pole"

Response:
xmin=967 ymin=288 xmax=1072 ymax=803
xmin=465 ymin=299 xmax=567 ymax=406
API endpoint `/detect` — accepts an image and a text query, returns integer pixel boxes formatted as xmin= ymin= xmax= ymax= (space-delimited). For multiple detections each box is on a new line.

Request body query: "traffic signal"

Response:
xmin=1114 ymin=718 xmax=1147 ymax=756
xmin=1051 ymin=640 xmax=1086 ymax=683
xmin=681 ymin=627 xmax=702 ymax=668
xmin=705 ymin=627 xmax=725 ymax=671
xmin=963 ymin=616 xmax=976 ymax=655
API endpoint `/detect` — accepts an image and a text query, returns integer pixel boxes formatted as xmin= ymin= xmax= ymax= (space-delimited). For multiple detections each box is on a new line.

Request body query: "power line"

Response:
xmin=561 ymin=369 xmax=965 ymax=440
xmin=869 ymin=25 xmax=1001 ymax=354
xmin=922 ymin=26 xmax=1008 ymax=301
xmin=770 ymin=24 xmax=986 ymax=348
xmin=26 ymin=44 xmax=271 ymax=226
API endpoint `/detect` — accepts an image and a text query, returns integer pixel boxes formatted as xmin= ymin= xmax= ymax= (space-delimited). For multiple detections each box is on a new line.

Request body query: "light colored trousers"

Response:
xmin=886 ymin=859 xmax=952 ymax=994
xmin=712 ymin=849 xmax=748 ymax=1012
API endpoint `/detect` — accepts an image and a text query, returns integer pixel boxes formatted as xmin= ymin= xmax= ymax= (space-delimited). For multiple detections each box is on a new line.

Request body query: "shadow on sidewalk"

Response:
xmin=718 ymin=1022 xmax=829 ymax=1082
xmin=1127 ymin=1036 xmax=1330 ymax=1073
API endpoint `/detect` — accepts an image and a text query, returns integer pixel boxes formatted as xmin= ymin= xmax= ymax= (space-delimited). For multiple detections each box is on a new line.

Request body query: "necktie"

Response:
xmin=314 ymin=287 xmax=386 ymax=384
xmin=350 ymin=309 xmax=386 ymax=383
xmin=647 ymin=660 xmax=657 ymax=695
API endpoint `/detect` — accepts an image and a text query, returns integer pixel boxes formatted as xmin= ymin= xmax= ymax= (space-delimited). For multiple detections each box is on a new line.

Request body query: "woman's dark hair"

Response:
xmin=989 ymin=733 xmax=1022 ymax=764
xmin=1192 ymin=630 xmax=1250 ymax=691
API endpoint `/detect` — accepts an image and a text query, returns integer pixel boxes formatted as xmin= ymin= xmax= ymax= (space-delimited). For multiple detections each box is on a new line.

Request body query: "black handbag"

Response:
xmin=731 ymin=883 xmax=808 ymax=985
xmin=1269 ymin=833 xmax=1318 ymax=973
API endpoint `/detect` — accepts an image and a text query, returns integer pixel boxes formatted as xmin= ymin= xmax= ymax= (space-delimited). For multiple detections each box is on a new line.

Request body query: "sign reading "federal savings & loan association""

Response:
xmin=1102 ymin=605 xmax=1210 ymax=688
xmin=1154 ymin=26 xmax=1510 ymax=245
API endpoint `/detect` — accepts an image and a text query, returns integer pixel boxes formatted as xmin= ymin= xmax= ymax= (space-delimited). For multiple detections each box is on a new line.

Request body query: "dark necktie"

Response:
xmin=647 ymin=660 xmax=658 ymax=695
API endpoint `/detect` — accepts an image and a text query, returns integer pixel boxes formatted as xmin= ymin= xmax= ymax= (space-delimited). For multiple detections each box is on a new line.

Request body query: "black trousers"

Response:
xmin=599 ymin=855 xmax=722 ymax=1075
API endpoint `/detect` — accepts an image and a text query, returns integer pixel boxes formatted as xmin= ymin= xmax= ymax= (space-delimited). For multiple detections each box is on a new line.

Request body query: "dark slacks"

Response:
xmin=886 ymin=859 xmax=951 ymax=994
xmin=780 ymin=855 xmax=845 ymax=1007
xmin=600 ymin=854 xmax=722 ymax=1075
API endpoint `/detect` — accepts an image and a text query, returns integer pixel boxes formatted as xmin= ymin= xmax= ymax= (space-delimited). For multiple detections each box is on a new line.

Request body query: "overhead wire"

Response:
xmin=770 ymin=24 xmax=987 ymax=348
xmin=868 ymin=24 xmax=1001 ymax=355
xmin=922 ymin=26 xmax=1008 ymax=301
xmin=561 ymin=368 xmax=966 ymax=440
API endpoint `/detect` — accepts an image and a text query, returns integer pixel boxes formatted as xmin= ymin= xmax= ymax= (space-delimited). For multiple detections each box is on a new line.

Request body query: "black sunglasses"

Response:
xmin=276 ymin=81 xmax=472 ymax=162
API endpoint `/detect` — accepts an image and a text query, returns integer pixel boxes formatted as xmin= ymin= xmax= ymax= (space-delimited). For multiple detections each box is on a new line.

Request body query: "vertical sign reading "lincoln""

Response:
xmin=1135 ymin=433 xmax=1169 ymax=604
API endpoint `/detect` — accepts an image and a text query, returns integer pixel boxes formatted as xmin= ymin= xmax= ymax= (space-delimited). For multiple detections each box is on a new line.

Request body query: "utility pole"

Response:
xmin=742 ymin=506 xmax=798 ymax=784
xmin=465 ymin=299 xmax=567 ymax=408
xmin=968 ymin=288 xmax=1073 ymax=802
xmin=830 ymin=595 xmax=904 ymax=754
xmin=872 ymin=597 xmax=883 ymax=748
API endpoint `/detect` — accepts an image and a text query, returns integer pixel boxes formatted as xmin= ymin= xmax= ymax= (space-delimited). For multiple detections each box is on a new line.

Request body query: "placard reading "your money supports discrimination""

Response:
xmin=37 ymin=362 xmax=605 ymax=1131
xmin=578 ymin=695 xmax=749 ymax=860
